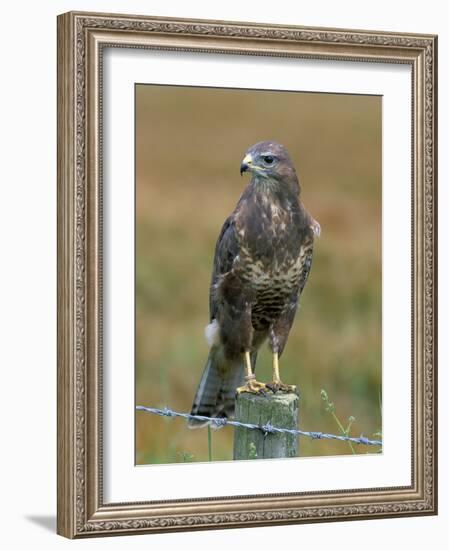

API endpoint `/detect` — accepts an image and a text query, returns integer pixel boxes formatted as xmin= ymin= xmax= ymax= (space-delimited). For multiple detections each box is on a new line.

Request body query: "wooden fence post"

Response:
xmin=233 ymin=391 xmax=299 ymax=460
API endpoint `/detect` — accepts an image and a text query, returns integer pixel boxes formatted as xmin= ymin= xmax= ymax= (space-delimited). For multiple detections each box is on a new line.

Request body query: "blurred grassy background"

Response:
xmin=135 ymin=84 xmax=382 ymax=464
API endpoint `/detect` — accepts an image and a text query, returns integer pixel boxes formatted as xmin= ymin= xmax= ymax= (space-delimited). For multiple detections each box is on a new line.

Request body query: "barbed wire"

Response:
xmin=136 ymin=405 xmax=382 ymax=447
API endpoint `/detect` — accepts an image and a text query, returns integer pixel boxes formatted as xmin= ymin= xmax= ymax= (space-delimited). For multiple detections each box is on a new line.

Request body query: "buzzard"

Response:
xmin=188 ymin=141 xmax=319 ymax=428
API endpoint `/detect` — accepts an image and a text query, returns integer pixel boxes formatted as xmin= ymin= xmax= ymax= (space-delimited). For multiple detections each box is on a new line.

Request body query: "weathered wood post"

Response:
xmin=233 ymin=392 xmax=299 ymax=460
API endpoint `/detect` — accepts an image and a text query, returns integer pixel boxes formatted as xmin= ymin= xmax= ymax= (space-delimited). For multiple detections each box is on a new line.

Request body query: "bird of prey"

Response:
xmin=188 ymin=141 xmax=319 ymax=428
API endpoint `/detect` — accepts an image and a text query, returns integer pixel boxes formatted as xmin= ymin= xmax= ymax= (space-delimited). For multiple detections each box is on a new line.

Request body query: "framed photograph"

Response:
xmin=57 ymin=11 xmax=437 ymax=538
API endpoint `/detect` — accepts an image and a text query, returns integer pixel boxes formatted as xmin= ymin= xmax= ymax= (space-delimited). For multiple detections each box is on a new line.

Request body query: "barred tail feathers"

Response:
xmin=188 ymin=346 xmax=244 ymax=429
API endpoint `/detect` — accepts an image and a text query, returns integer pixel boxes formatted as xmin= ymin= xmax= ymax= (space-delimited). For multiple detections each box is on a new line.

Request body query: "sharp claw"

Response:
xmin=236 ymin=379 xmax=269 ymax=395
xmin=267 ymin=381 xmax=296 ymax=394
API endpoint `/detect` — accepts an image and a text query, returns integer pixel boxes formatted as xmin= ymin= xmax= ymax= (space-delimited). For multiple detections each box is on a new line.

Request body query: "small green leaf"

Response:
xmin=248 ymin=442 xmax=258 ymax=459
xmin=178 ymin=451 xmax=195 ymax=462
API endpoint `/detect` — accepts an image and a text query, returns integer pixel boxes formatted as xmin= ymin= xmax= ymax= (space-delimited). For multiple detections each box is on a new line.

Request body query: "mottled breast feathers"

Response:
xmin=210 ymin=185 xmax=315 ymax=333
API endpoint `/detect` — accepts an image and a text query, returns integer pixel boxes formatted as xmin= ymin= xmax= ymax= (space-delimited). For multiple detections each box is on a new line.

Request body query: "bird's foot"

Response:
xmin=236 ymin=377 xmax=268 ymax=396
xmin=266 ymin=380 xmax=297 ymax=394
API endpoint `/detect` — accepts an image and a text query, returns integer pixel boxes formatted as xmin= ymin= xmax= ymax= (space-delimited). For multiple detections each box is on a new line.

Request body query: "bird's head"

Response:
xmin=240 ymin=141 xmax=299 ymax=194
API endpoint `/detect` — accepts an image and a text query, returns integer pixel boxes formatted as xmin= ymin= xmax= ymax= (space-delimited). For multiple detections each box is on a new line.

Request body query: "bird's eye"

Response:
xmin=263 ymin=155 xmax=274 ymax=164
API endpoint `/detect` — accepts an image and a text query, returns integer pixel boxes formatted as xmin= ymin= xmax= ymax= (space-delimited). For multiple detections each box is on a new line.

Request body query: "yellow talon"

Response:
xmin=267 ymin=352 xmax=297 ymax=393
xmin=236 ymin=377 xmax=268 ymax=395
xmin=236 ymin=351 xmax=268 ymax=394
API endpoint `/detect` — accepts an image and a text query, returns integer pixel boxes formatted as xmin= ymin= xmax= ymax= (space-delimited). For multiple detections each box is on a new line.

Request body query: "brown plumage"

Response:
xmin=188 ymin=141 xmax=319 ymax=428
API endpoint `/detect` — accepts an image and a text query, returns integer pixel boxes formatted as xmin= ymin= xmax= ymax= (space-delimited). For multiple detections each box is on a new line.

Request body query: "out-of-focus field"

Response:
xmin=135 ymin=84 xmax=382 ymax=464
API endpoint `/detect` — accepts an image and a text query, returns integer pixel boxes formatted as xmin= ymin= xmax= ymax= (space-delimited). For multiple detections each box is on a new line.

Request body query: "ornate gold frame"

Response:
xmin=57 ymin=11 xmax=438 ymax=538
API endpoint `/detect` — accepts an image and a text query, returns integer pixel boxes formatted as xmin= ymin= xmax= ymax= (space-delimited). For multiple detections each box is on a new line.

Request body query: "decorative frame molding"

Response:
xmin=57 ymin=11 xmax=437 ymax=538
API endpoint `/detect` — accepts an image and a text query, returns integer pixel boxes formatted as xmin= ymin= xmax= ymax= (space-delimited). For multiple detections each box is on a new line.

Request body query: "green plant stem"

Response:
xmin=208 ymin=424 xmax=212 ymax=461
xmin=331 ymin=411 xmax=356 ymax=455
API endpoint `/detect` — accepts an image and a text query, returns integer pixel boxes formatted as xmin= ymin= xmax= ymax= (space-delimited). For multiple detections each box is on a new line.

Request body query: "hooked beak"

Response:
xmin=240 ymin=153 xmax=253 ymax=176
